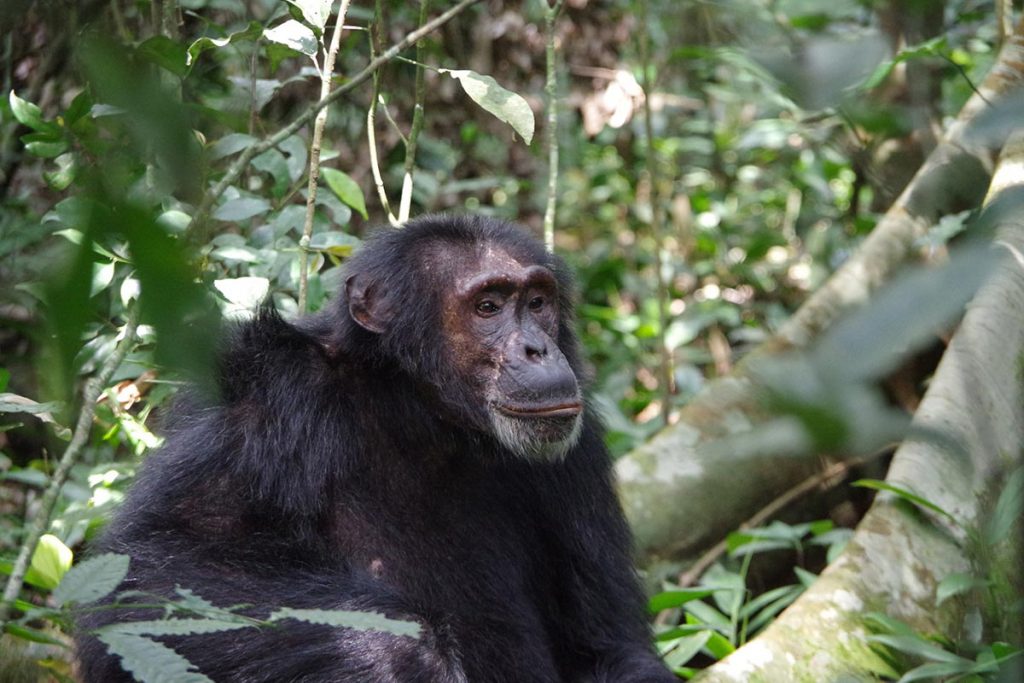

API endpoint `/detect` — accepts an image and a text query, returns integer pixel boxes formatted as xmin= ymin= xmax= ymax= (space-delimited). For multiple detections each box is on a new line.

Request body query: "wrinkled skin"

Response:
xmin=74 ymin=215 xmax=676 ymax=683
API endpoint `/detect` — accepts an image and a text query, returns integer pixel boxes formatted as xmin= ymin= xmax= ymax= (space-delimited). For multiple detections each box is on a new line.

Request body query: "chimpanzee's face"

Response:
xmin=441 ymin=245 xmax=583 ymax=461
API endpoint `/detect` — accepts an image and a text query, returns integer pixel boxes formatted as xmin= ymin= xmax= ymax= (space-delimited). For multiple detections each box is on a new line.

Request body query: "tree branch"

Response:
xmin=542 ymin=0 xmax=564 ymax=251
xmin=0 ymin=307 xmax=141 ymax=625
xmin=397 ymin=0 xmax=430 ymax=224
xmin=298 ymin=0 xmax=352 ymax=314
xmin=191 ymin=0 xmax=484 ymax=236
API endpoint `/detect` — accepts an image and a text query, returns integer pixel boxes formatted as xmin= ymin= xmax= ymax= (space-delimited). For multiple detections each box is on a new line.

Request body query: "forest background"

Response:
xmin=0 ymin=0 xmax=1022 ymax=681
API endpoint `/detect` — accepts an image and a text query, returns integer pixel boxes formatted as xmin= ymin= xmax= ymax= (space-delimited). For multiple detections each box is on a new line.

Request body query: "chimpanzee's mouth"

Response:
xmin=496 ymin=402 xmax=583 ymax=419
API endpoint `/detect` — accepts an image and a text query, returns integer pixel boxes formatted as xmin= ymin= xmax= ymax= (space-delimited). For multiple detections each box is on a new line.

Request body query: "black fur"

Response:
xmin=74 ymin=215 xmax=674 ymax=682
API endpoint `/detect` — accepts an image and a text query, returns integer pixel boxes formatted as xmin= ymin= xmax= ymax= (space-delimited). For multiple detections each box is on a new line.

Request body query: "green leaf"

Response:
xmin=9 ymin=91 xmax=53 ymax=132
xmin=648 ymin=589 xmax=717 ymax=613
xmin=703 ymin=629 xmax=735 ymax=659
xmin=662 ymin=631 xmax=711 ymax=668
xmin=209 ymin=133 xmax=258 ymax=161
xmin=24 ymin=139 xmax=68 ymax=158
xmin=308 ymin=230 xmax=361 ymax=257
xmin=935 ymin=572 xmax=988 ymax=606
xmin=212 ymin=197 xmax=271 ymax=222
xmin=814 ymin=244 xmax=996 ymax=383
xmin=3 ymin=623 xmax=70 ymax=648
xmin=320 ymin=168 xmax=368 ymax=219
xmin=213 ymin=277 xmax=270 ymax=315
xmin=252 ymin=148 xmax=291 ymax=197
xmin=897 ymin=661 xmax=976 ymax=682
xmin=156 ymin=210 xmax=192 ymax=234
xmin=793 ymin=566 xmax=818 ymax=588
xmin=868 ymin=634 xmax=971 ymax=665
xmin=210 ymin=246 xmax=261 ymax=264
xmin=439 ymin=69 xmax=535 ymax=144
xmin=43 ymin=153 xmax=76 ymax=191
xmin=53 ymin=553 xmax=129 ymax=606
xmin=862 ymin=36 xmax=948 ymax=90
xmin=97 ymin=632 xmax=213 ymax=683
xmin=0 ymin=393 xmax=69 ymax=438
xmin=269 ymin=607 xmax=421 ymax=638
xmin=91 ymin=261 xmax=116 ymax=296
xmin=137 ymin=35 xmax=188 ymax=77
xmin=186 ymin=21 xmax=263 ymax=66
xmin=285 ymin=0 xmax=333 ymax=32
xmin=985 ymin=466 xmax=1023 ymax=544
xmin=0 ymin=368 xmax=9 ymax=392
xmin=116 ymin=203 xmax=221 ymax=386
xmin=29 ymin=534 xmax=73 ymax=590
xmin=264 ymin=20 xmax=318 ymax=57
xmin=852 ymin=479 xmax=958 ymax=523
xmin=103 ymin=619 xmax=255 ymax=637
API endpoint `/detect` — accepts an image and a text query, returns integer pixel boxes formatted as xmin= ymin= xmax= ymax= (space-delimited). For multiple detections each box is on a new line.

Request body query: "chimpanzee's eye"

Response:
xmin=476 ymin=300 xmax=501 ymax=317
xmin=528 ymin=296 xmax=545 ymax=311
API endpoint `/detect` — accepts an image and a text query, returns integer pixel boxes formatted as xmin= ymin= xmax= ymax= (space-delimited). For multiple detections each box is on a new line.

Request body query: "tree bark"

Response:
xmin=692 ymin=127 xmax=1024 ymax=682
xmin=619 ymin=19 xmax=1024 ymax=568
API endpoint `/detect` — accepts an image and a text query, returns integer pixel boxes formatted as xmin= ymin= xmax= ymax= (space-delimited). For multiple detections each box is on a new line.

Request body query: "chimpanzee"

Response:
xmin=75 ymin=215 xmax=675 ymax=682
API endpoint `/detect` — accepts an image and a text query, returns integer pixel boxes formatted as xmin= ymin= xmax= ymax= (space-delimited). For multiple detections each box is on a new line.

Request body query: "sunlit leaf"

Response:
xmin=286 ymin=0 xmax=334 ymax=33
xmin=9 ymin=91 xmax=56 ymax=132
xmin=439 ymin=69 xmax=535 ymax=144
xmin=28 ymin=535 xmax=73 ymax=590
xmin=25 ymin=139 xmax=67 ymax=158
xmin=214 ymin=277 xmax=270 ymax=317
xmin=264 ymin=20 xmax=318 ymax=57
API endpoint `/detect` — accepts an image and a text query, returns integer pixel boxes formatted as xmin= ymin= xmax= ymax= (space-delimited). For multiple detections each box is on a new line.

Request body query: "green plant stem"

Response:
xmin=542 ymin=0 xmax=563 ymax=252
xmin=191 ymin=0 xmax=484 ymax=237
xmin=298 ymin=0 xmax=351 ymax=314
xmin=398 ymin=0 xmax=431 ymax=224
xmin=0 ymin=308 xmax=141 ymax=626
xmin=367 ymin=0 xmax=397 ymax=224
xmin=638 ymin=0 xmax=673 ymax=424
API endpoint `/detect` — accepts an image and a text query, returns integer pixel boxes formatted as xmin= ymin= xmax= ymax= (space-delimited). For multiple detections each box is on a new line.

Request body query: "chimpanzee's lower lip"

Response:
xmin=497 ymin=402 xmax=583 ymax=419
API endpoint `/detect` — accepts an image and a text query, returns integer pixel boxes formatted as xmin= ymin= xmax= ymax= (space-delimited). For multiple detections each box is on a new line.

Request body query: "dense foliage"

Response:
xmin=0 ymin=0 xmax=1016 ymax=680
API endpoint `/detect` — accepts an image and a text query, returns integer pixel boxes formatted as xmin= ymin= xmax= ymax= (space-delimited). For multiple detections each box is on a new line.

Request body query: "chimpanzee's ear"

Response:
xmin=345 ymin=272 xmax=392 ymax=334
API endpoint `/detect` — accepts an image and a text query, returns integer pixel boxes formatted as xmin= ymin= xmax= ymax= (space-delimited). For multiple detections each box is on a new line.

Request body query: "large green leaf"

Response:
xmin=321 ymin=168 xmax=368 ymax=219
xmin=97 ymin=632 xmax=212 ymax=683
xmin=53 ymin=553 xmax=130 ymax=606
xmin=439 ymin=69 xmax=535 ymax=144
xmin=28 ymin=534 xmax=73 ymax=591
xmin=286 ymin=0 xmax=334 ymax=33
xmin=264 ymin=20 xmax=318 ymax=57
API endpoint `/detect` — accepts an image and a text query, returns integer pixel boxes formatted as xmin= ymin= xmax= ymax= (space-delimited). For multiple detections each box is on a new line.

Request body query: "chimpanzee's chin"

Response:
xmin=490 ymin=410 xmax=583 ymax=462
